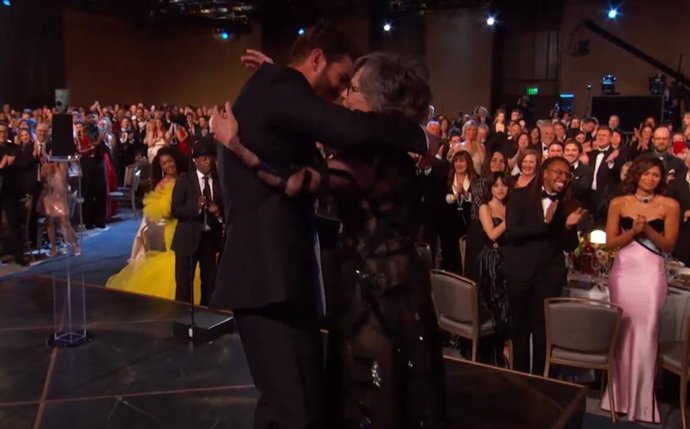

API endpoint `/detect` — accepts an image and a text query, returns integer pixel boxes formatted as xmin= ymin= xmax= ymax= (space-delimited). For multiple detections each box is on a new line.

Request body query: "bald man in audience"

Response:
xmin=652 ymin=127 xmax=687 ymax=180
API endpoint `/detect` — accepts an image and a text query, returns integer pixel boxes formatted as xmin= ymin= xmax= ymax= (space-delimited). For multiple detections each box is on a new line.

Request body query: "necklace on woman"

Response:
xmin=634 ymin=193 xmax=655 ymax=204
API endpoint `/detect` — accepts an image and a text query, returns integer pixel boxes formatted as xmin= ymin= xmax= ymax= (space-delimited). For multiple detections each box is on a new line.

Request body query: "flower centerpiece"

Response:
xmin=571 ymin=229 xmax=615 ymax=286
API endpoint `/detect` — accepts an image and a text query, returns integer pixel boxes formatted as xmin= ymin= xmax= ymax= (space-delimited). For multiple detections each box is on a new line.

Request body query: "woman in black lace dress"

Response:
xmin=221 ymin=52 xmax=446 ymax=429
xmin=464 ymin=150 xmax=508 ymax=281
xmin=477 ymin=172 xmax=511 ymax=365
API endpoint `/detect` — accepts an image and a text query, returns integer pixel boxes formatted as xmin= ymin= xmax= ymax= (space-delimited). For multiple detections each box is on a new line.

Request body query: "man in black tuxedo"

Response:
xmin=651 ymin=127 xmax=688 ymax=180
xmin=504 ymin=156 xmax=586 ymax=375
xmin=415 ymin=155 xmax=450 ymax=265
xmin=171 ymin=138 xmax=224 ymax=306
xmin=538 ymin=123 xmax=556 ymax=158
xmin=210 ymin=25 xmax=429 ymax=429
xmin=668 ymin=156 xmax=690 ymax=266
xmin=0 ymin=123 xmax=26 ymax=265
xmin=563 ymin=139 xmax=593 ymax=203
xmin=587 ymin=126 xmax=623 ymax=224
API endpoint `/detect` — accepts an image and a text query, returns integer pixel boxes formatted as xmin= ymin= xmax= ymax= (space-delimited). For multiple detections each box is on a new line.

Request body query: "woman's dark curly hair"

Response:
xmin=151 ymin=146 xmax=188 ymax=189
xmin=481 ymin=171 xmax=511 ymax=204
xmin=622 ymin=155 xmax=667 ymax=195
xmin=354 ymin=52 xmax=431 ymax=124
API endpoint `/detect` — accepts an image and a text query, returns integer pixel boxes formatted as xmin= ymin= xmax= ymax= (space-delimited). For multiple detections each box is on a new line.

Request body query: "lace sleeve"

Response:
xmin=226 ymin=138 xmax=357 ymax=197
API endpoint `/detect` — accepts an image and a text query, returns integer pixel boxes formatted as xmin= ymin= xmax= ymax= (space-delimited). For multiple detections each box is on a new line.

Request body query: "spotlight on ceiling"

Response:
xmin=221 ymin=31 xmax=230 ymax=40
xmin=486 ymin=15 xmax=496 ymax=26
xmin=297 ymin=27 xmax=305 ymax=36
xmin=2 ymin=0 xmax=10 ymax=6
xmin=383 ymin=22 xmax=392 ymax=32
xmin=607 ymin=7 xmax=618 ymax=19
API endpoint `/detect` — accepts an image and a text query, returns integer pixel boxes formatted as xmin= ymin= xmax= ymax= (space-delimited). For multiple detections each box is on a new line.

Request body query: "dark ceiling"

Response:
xmin=70 ymin=0 xmax=496 ymax=28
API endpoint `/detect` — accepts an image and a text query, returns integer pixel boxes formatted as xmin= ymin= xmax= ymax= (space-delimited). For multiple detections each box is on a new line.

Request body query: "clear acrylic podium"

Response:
xmin=45 ymin=155 xmax=91 ymax=348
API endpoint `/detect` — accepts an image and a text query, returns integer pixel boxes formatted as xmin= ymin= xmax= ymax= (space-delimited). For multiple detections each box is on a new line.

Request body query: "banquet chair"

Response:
xmin=108 ymin=164 xmax=141 ymax=215
xmin=430 ymin=269 xmax=494 ymax=362
xmin=659 ymin=316 xmax=690 ymax=429
xmin=141 ymin=219 xmax=166 ymax=252
xmin=544 ymin=297 xmax=622 ymax=423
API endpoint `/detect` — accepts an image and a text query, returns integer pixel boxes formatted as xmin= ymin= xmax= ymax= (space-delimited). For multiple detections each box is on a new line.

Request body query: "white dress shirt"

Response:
xmin=591 ymin=145 xmax=610 ymax=191
xmin=541 ymin=187 xmax=557 ymax=217
xmin=196 ymin=169 xmax=213 ymax=201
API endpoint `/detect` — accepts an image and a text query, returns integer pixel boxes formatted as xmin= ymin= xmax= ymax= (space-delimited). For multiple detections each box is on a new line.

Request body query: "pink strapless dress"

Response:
xmin=601 ymin=218 xmax=666 ymax=423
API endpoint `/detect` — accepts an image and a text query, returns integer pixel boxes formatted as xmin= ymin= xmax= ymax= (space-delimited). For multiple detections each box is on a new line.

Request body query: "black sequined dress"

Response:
xmin=476 ymin=217 xmax=511 ymax=363
xmin=325 ymin=150 xmax=446 ymax=429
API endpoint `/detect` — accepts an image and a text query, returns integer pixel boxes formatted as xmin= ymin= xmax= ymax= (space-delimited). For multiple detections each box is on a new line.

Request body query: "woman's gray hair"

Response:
xmin=354 ymin=52 xmax=431 ymax=124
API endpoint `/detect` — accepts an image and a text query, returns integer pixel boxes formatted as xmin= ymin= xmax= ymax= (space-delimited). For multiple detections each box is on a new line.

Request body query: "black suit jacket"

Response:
xmin=170 ymin=171 xmax=224 ymax=257
xmin=589 ymin=147 xmax=622 ymax=193
xmin=0 ymin=142 xmax=24 ymax=199
xmin=15 ymin=143 xmax=41 ymax=196
xmin=212 ymin=64 xmax=428 ymax=310
xmin=660 ymin=152 xmax=688 ymax=179
xmin=570 ymin=162 xmax=593 ymax=202
xmin=669 ymin=175 xmax=690 ymax=265
xmin=503 ymin=184 xmax=579 ymax=283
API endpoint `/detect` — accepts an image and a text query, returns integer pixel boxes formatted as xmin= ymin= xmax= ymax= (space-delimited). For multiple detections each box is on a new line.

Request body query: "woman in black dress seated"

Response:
xmin=221 ymin=52 xmax=446 ymax=429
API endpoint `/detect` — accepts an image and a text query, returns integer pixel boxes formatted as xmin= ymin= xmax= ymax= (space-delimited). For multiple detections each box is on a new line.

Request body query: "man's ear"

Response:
xmin=311 ymin=48 xmax=325 ymax=72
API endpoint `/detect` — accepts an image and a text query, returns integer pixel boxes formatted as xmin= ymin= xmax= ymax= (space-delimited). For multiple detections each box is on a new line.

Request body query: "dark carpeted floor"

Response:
xmin=4 ymin=208 xmax=681 ymax=428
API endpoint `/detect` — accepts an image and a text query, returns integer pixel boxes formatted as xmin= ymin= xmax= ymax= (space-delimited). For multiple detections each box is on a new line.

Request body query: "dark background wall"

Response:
xmin=3 ymin=0 xmax=688 ymax=119
xmin=63 ymin=10 xmax=260 ymax=107
xmin=0 ymin=0 xmax=65 ymax=107
xmin=559 ymin=0 xmax=690 ymax=117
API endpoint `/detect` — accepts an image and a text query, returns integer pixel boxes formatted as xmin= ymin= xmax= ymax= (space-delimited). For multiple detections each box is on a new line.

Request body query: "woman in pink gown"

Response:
xmin=601 ymin=156 xmax=679 ymax=423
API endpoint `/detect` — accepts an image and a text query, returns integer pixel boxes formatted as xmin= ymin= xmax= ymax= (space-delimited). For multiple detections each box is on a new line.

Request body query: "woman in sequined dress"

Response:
xmin=219 ymin=52 xmax=446 ymax=429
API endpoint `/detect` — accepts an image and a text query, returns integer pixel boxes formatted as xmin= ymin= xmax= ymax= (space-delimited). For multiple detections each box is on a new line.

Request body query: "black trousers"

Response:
xmin=2 ymin=196 xmax=23 ymax=262
xmin=81 ymin=158 xmax=106 ymax=227
xmin=507 ymin=263 xmax=566 ymax=375
xmin=174 ymin=233 xmax=218 ymax=306
xmin=235 ymin=302 xmax=324 ymax=429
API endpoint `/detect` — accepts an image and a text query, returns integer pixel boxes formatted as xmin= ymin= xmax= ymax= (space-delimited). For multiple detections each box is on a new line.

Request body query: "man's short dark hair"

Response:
xmin=596 ymin=125 xmax=611 ymax=134
xmin=289 ymin=23 xmax=360 ymax=64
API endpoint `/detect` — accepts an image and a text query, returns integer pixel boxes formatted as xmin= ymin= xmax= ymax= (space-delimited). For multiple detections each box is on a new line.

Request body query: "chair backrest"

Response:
xmin=681 ymin=316 xmax=690 ymax=373
xmin=430 ymin=269 xmax=476 ymax=325
xmin=416 ymin=242 xmax=432 ymax=271
xmin=137 ymin=162 xmax=151 ymax=191
xmin=130 ymin=168 xmax=142 ymax=195
xmin=544 ymin=298 xmax=622 ymax=355
xmin=123 ymin=164 xmax=136 ymax=188
xmin=141 ymin=219 xmax=166 ymax=252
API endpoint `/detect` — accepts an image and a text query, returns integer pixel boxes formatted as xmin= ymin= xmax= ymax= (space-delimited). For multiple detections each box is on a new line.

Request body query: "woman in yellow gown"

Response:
xmin=106 ymin=146 xmax=201 ymax=303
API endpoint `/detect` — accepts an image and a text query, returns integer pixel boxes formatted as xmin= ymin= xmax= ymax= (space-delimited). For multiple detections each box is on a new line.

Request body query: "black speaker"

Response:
xmin=591 ymin=95 xmax=663 ymax=132
xmin=51 ymin=114 xmax=76 ymax=156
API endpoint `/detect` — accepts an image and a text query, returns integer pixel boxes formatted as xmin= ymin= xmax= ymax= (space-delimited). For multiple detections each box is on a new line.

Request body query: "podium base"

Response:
xmin=173 ymin=311 xmax=234 ymax=343
xmin=47 ymin=330 xmax=93 ymax=348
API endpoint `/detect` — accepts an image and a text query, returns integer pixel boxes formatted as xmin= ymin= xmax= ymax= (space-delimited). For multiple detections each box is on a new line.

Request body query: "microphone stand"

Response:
xmin=174 ymin=194 xmax=234 ymax=343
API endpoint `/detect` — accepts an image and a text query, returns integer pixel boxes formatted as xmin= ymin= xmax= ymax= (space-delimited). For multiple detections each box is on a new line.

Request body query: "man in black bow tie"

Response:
xmin=504 ymin=156 xmax=586 ymax=374
xmin=588 ymin=126 xmax=623 ymax=224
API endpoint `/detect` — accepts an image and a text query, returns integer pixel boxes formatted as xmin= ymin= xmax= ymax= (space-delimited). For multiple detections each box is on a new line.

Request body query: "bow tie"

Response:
xmin=541 ymin=190 xmax=560 ymax=201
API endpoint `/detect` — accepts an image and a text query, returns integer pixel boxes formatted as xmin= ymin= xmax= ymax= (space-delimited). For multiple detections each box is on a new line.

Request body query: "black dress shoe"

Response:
xmin=85 ymin=224 xmax=95 ymax=230
xmin=16 ymin=258 xmax=29 ymax=267
xmin=95 ymin=223 xmax=106 ymax=229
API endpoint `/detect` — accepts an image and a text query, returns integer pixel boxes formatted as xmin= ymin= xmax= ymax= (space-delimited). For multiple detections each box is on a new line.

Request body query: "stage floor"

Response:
xmin=0 ymin=276 xmax=586 ymax=429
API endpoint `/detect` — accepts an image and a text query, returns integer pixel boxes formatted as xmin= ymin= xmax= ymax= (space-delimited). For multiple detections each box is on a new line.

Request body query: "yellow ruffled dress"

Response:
xmin=106 ymin=181 xmax=201 ymax=303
